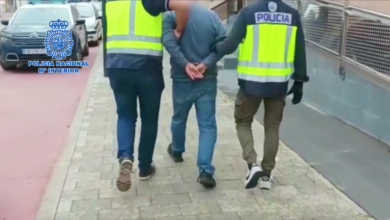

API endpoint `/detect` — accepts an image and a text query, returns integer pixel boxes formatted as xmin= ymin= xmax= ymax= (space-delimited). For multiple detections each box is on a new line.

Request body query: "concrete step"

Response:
xmin=223 ymin=54 xmax=238 ymax=70
xmin=217 ymin=61 xmax=224 ymax=70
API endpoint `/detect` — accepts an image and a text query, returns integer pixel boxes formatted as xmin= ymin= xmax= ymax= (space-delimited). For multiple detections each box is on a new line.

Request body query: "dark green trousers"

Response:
xmin=234 ymin=89 xmax=285 ymax=175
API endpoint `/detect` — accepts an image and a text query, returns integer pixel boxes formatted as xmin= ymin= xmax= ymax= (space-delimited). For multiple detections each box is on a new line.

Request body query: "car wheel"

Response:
xmin=83 ymin=43 xmax=90 ymax=56
xmin=98 ymin=30 xmax=102 ymax=41
xmin=89 ymin=40 xmax=99 ymax=47
xmin=83 ymin=33 xmax=89 ymax=57
xmin=0 ymin=61 xmax=17 ymax=70
xmin=71 ymin=41 xmax=84 ymax=62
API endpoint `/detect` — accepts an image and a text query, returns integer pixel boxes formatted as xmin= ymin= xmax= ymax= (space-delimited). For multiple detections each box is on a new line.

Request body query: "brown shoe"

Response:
xmin=116 ymin=158 xmax=133 ymax=192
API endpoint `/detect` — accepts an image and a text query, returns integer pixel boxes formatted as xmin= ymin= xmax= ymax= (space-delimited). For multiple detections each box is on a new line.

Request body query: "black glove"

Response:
xmin=287 ymin=81 xmax=303 ymax=105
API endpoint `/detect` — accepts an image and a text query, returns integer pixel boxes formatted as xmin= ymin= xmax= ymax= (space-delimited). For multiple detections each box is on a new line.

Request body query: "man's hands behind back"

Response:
xmin=185 ymin=63 xmax=207 ymax=80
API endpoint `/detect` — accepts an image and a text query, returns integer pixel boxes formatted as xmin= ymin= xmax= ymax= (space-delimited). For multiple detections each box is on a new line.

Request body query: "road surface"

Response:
xmin=0 ymin=46 xmax=100 ymax=220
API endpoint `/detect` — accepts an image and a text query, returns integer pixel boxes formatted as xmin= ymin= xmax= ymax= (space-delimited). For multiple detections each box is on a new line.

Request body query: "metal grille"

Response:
xmin=212 ymin=0 xmax=228 ymax=20
xmin=345 ymin=14 xmax=390 ymax=74
xmin=299 ymin=1 xmax=343 ymax=53
xmin=282 ymin=0 xmax=298 ymax=9
xmin=11 ymin=38 xmax=45 ymax=47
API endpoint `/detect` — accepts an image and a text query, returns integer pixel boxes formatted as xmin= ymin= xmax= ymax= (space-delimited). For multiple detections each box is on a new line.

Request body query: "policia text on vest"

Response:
xmin=102 ymin=0 xmax=169 ymax=192
xmin=215 ymin=0 xmax=309 ymax=98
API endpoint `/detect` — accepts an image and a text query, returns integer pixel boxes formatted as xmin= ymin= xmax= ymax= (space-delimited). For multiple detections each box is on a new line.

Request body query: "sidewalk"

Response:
xmin=36 ymin=50 xmax=373 ymax=220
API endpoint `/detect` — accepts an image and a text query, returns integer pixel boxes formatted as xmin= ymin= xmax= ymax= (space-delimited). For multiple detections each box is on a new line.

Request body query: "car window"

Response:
xmin=92 ymin=5 xmax=99 ymax=18
xmin=70 ymin=7 xmax=78 ymax=22
xmin=11 ymin=7 xmax=70 ymax=25
xmin=75 ymin=5 xmax=94 ymax=18
xmin=93 ymin=3 xmax=101 ymax=11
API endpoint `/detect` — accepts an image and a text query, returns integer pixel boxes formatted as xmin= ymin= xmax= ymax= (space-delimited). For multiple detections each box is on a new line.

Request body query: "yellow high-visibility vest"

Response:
xmin=237 ymin=24 xmax=297 ymax=83
xmin=105 ymin=0 xmax=163 ymax=57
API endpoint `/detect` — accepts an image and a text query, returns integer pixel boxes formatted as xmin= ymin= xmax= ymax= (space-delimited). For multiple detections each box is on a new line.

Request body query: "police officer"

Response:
xmin=104 ymin=0 xmax=191 ymax=192
xmin=214 ymin=0 xmax=309 ymax=190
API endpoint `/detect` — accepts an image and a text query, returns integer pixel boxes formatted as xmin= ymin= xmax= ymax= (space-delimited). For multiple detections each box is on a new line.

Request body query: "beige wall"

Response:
xmin=328 ymin=0 xmax=390 ymax=15
xmin=347 ymin=1 xmax=390 ymax=15
xmin=200 ymin=0 xmax=226 ymax=9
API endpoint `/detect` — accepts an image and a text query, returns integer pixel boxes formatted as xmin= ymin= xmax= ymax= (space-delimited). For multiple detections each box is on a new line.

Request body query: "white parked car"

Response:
xmin=72 ymin=2 xmax=102 ymax=46
xmin=91 ymin=2 xmax=102 ymax=17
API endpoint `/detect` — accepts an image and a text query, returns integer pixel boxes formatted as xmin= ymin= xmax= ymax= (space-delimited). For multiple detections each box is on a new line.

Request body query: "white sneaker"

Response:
xmin=259 ymin=175 xmax=273 ymax=190
xmin=245 ymin=163 xmax=262 ymax=189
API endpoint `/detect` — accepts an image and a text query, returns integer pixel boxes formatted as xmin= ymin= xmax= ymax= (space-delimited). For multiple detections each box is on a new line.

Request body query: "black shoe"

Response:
xmin=245 ymin=163 xmax=262 ymax=189
xmin=138 ymin=163 xmax=156 ymax=181
xmin=197 ymin=171 xmax=216 ymax=189
xmin=167 ymin=144 xmax=184 ymax=162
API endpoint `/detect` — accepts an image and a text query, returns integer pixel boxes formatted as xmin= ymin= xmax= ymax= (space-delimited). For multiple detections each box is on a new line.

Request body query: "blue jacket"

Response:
xmin=162 ymin=5 xmax=226 ymax=82
xmin=216 ymin=0 xmax=308 ymax=97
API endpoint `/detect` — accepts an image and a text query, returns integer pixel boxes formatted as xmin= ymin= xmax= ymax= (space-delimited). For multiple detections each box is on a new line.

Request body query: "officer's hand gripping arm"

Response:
xmin=214 ymin=10 xmax=247 ymax=56
xmin=162 ymin=12 xmax=190 ymax=68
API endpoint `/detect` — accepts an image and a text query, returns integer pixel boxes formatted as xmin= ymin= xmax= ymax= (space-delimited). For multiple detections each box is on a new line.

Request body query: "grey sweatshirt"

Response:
xmin=162 ymin=4 xmax=227 ymax=82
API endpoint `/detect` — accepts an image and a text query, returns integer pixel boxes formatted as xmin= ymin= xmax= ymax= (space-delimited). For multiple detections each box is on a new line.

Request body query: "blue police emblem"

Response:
xmin=44 ymin=19 xmax=74 ymax=60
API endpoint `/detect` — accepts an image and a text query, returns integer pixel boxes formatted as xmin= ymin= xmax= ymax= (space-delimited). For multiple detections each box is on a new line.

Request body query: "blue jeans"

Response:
xmin=108 ymin=68 xmax=164 ymax=172
xmin=171 ymin=79 xmax=217 ymax=175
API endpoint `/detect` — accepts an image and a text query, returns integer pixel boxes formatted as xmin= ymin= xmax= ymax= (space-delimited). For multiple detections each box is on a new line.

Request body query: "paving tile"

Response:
xmin=55 ymin=211 xmax=98 ymax=220
xmin=98 ymin=209 xmax=140 ymax=220
xmin=71 ymin=199 xmax=112 ymax=212
xmin=67 ymin=172 xmax=101 ymax=181
xmin=237 ymin=210 xmax=283 ymax=220
xmin=140 ymin=204 xmax=182 ymax=219
xmin=148 ymin=175 xmax=183 ymax=185
xmin=188 ymin=190 xmax=227 ymax=202
xmin=61 ymin=189 xmax=99 ymax=201
xmin=152 ymin=193 xmax=191 ymax=205
xmin=57 ymin=201 xmax=72 ymax=212
xmin=99 ymin=188 xmax=137 ymax=198
xmin=156 ymin=216 xmax=197 ymax=220
xmin=112 ymin=196 xmax=151 ymax=209
xmin=179 ymin=201 xmax=221 ymax=215
xmin=42 ymin=53 xmax=369 ymax=220
xmin=79 ymin=164 xmax=113 ymax=173
xmin=63 ymin=181 xmax=77 ymax=191
xmin=196 ymin=212 xmax=240 ymax=220
xmin=217 ymin=198 xmax=261 ymax=214
xmin=137 ymin=184 xmax=175 ymax=196
xmin=223 ymin=189 xmax=263 ymax=199
xmin=216 ymin=180 xmax=245 ymax=190
xmin=76 ymin=180 xmax=113 ymax=190
xmin=172 ymin=182 xmax=207 ymax=193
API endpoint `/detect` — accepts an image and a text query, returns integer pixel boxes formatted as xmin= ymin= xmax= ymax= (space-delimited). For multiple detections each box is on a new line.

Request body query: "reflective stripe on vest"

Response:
xmin=105 ymin=0 xmax=163 ymax=56
xmin=237 ymin=24 xmax=297 ymax=83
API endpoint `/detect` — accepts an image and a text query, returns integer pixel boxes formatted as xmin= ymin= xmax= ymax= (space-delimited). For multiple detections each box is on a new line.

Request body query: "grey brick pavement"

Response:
xmin=36 ymin=51 xmax=375 ymax=220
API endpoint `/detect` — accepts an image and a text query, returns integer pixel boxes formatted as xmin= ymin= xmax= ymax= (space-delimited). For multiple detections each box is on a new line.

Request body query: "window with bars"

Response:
xmin=345 ymin=14 xmax=390 ymax=74
xmin=212 ymin=0 xmax=228 ymax=20
xmin=299 ymin=1 xmax=343 ymax=53
xmin=282 ymin=0 xmax=298 ymax=9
